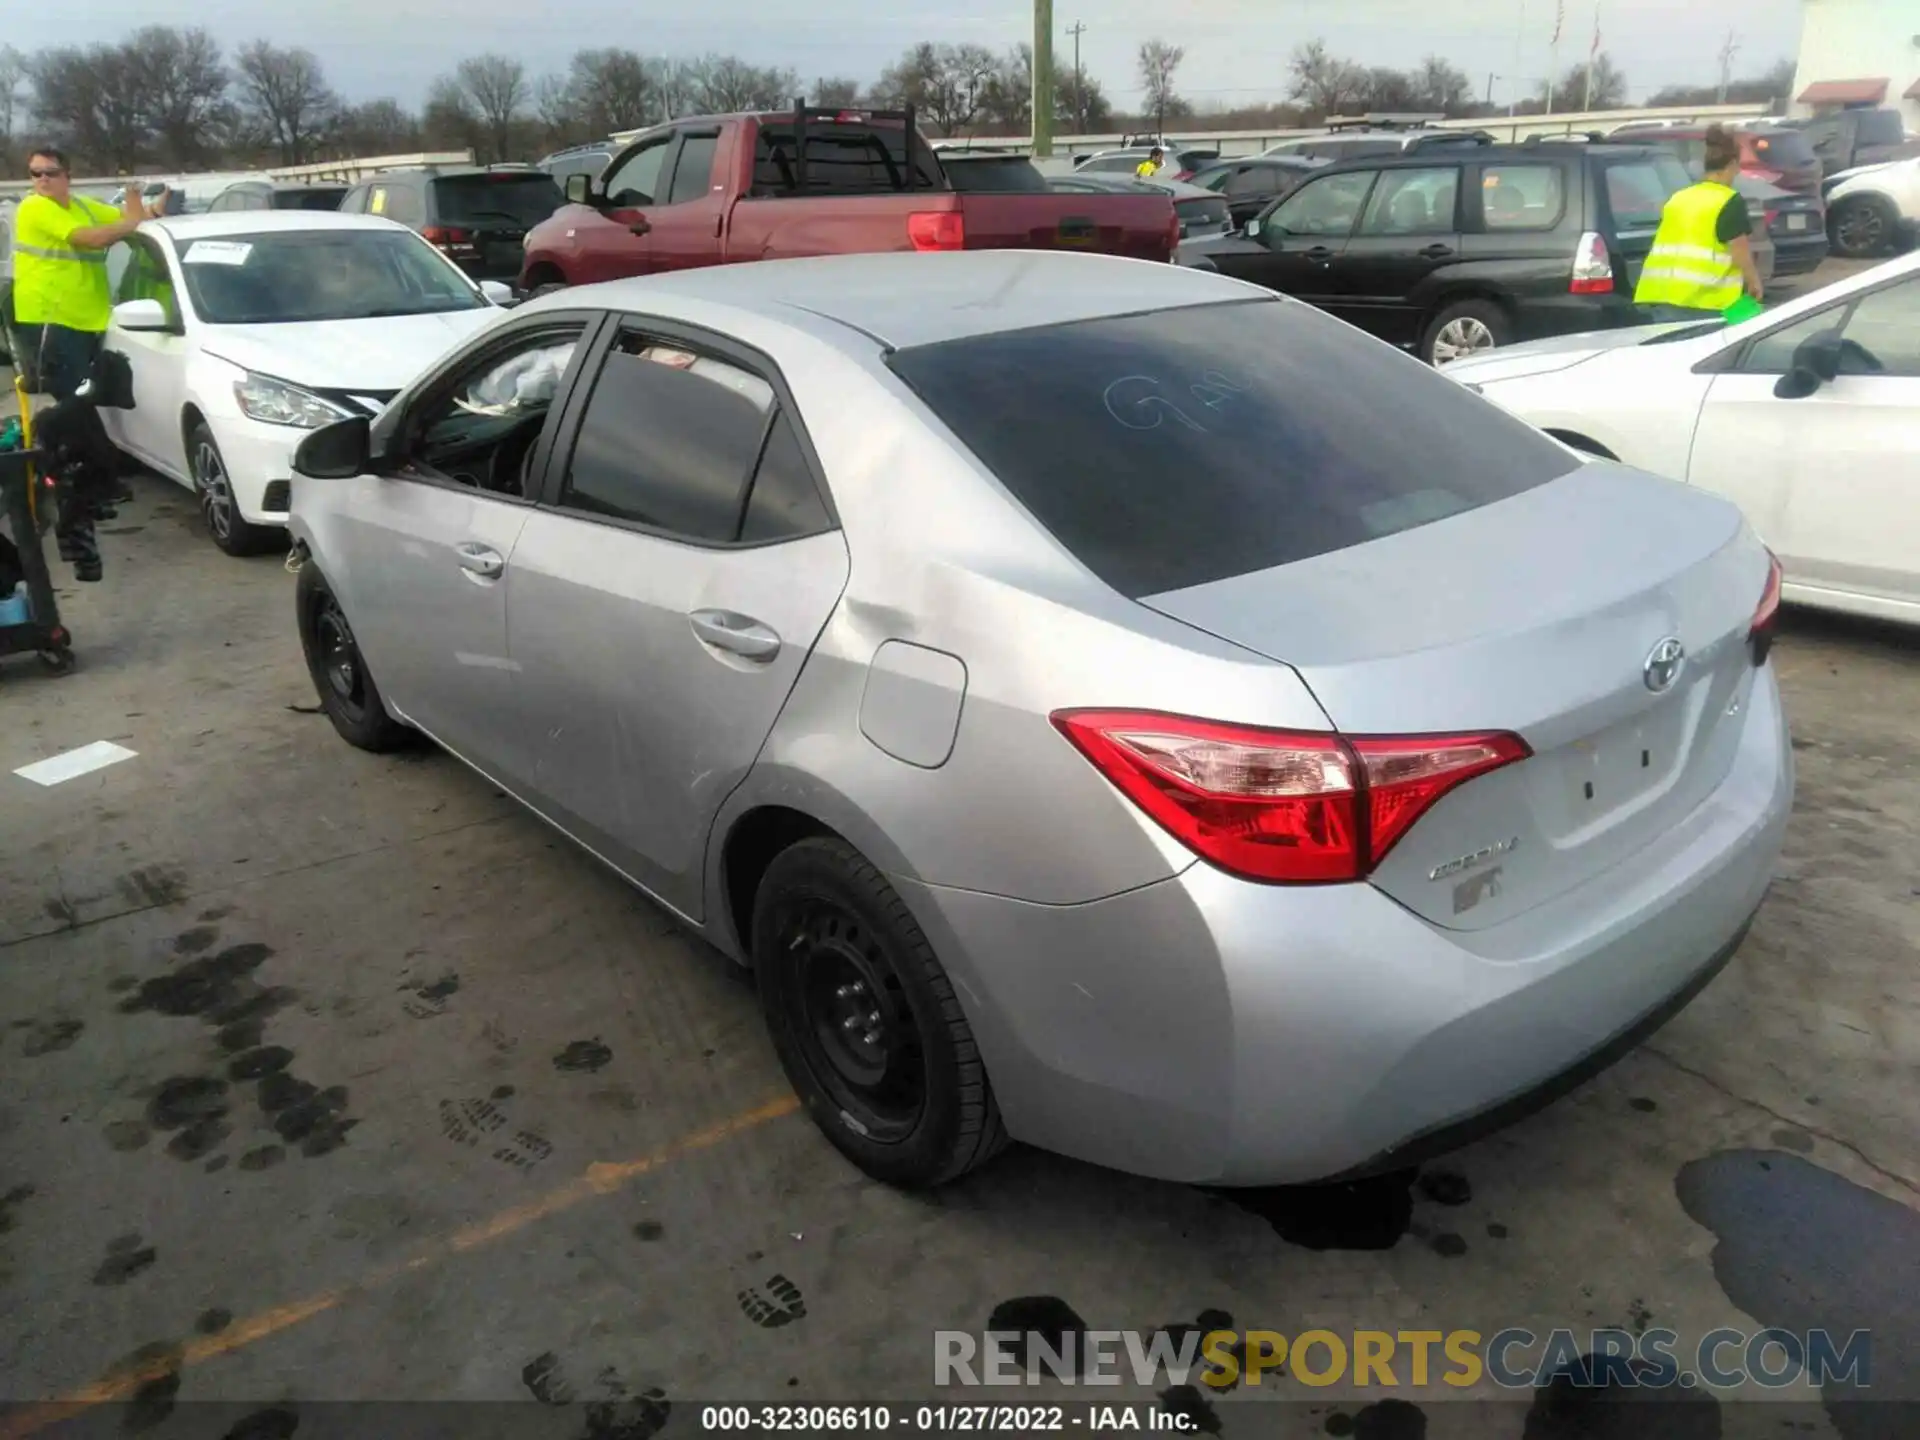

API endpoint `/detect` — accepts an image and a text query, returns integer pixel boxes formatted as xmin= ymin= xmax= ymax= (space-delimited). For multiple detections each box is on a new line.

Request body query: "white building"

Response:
xmin=1791 ymin=0 xmax=1920 ymax=130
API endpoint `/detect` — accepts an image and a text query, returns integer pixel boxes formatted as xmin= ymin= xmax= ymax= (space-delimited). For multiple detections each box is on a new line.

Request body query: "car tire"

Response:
xmin=1828 ymin=194 xmax=1898 ymax=260
xmin=296 ymin=563 xmax=413 ymax=753
xmin=753 ymin=836 xmax=1009 ymax=1189
xmin=528 ymin=282 xmax=567 ymax=300
xmin=1422 ymin=299 xmax=1511 ymax=365
xmin=189 ymin=421 xmax=282 ymax=557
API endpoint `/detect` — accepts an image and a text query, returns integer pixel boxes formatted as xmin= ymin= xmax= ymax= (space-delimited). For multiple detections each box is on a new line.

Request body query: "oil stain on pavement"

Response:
xmin=1677 ymin=1148 xmax=1920 ymax=1440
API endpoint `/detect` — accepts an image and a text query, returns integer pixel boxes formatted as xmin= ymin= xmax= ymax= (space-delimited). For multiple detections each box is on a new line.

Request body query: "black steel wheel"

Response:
xmin=296 ymin=563 xmax=411 ymax=752
xmin=1829 ymin=195 xmax=1897 ymax=260
xmin=754 ymin=837 xmax=1007 ymax=1187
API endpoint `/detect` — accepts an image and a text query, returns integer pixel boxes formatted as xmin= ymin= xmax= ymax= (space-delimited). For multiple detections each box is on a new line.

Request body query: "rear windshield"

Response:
xmin=1749 ymin=130 xmax=1817 ymax=169
xmin=280 ymin=188 xmax=347 ymax=211
xmin=752 ymin=118 xmax=945 ymax=195
xmin=1601 ymin=155 xmax=1691 ymax=228
xmin=886 ymin=299 xmax=1579 ymax=597
xmin=942 ymin=158 xmax=1051 ymax=193
xmin=431 ymin=173 xmax=565 ymax=226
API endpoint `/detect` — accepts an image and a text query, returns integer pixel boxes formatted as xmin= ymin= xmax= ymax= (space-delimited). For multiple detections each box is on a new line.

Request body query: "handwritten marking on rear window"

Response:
xmin=1104 ymin=370 xmax=1246 ymax=432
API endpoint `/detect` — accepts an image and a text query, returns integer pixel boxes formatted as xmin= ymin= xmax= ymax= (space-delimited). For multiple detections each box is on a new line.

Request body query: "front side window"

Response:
xmin=1745 ymin=277 xmax=1920 ymax=379
xmin=886 ymin=297 xmax=1579 ymax=597
xmin=176 ymin=229 xmax=486 ymax=325
xmin=1270 ymin=170 xmax=1376 ymax=239
xmin=1359 ymin=167 xmax=1459 ymax=235
xmin=558 ymin=333 xmax=776 ymax=543
xmin=604 ymin=140 xmax=672 ymax=208
xmin=407 ymin=327 xmax=586 ymax=497
xmin=113 ymin=239 xmax=179 ymax=325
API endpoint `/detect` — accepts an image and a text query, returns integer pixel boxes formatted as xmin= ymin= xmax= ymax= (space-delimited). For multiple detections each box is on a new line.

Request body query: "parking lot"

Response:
xmin=1 ymin=254 xmax=1915 ymax=1440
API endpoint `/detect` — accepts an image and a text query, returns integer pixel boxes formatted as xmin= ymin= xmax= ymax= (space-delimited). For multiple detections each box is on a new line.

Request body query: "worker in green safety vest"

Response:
xmin=1633 ymin=125 xmax=1764 ymax=317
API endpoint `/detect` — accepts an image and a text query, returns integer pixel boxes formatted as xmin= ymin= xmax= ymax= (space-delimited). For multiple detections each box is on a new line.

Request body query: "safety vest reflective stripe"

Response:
xmin=1646 ymin=242 xmax=1733 ymax=265
xmin=13 ymin=240 xmax=107 ymax=264
xmin=1633 ymin=180 xmax=1743 ymax=311
xmin=1639 ymin=264 xmax=1740 ymax=286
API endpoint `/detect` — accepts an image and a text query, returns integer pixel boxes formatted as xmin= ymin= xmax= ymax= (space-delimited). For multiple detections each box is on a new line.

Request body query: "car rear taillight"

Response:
xmin=1764 ymin=208 xmax=1779 ymax=227
xmin=908 ymin=211 xmax=965 ymax=251
xmin=1050 ymin=710 xmax=1531 ymax=885
xmin=422 ymin=225 xmax=476 ymax=253
xmin=1749 ymin=549 xmax=1783 ymax=666
xmin=1570 ymin=231 xmax=1613 ymax=294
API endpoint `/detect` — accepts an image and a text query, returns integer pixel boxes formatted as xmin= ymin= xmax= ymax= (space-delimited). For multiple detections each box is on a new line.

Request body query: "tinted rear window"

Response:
xmin=280 ymin=188 xmax=347 ymax=211
xmin=1749 ymin=130 xmax=1817 ymax=169
xmin=1602 ymin=155 xmax=1690 ymax=227
xmin=431 ymin=174 xmax=565 ymax=226
xmin=1857 ymin=111 xmax=1903 ymax=147
xmin=886 ymin=299 xmax=1579 ymax=597
xmin=752 ymin=119 xmax=944 ymax=195
xmin=943 ymin=158 xmax=1051 ymax=192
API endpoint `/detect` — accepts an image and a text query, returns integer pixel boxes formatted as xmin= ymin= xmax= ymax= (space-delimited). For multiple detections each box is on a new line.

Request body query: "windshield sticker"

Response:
xmin=183 ymin=240 xmax=253 ymax=266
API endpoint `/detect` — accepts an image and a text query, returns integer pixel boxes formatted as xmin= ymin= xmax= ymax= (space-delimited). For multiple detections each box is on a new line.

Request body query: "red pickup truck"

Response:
xmin=519 ymin=105 xmax=1178 ymax=292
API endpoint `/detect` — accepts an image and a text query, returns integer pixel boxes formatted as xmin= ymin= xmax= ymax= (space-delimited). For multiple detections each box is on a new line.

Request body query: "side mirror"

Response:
xmin=111 ymin=298 xmax=173 ymax=333
xmin=1773 ymin=367 xmax=1821 ymax=399
xmin=563 ymin=172 xmax=596 ymax=206
xmin=1244 ymin=217 xmax=1262 ymax=238
xmin=294 ymin=416 xmax=372 ymax=479
xmin=1796 ymin=331 xmax=1843 ymax=381
xmin=480 ymin=280 xmax=515 ymax=306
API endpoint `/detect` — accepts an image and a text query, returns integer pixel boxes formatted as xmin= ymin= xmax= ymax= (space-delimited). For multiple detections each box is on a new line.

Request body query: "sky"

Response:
xmin=71 ymin=0 xmax=1805 ymax=116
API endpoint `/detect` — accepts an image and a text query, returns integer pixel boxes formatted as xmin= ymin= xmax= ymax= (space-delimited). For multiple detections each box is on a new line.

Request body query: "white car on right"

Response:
xmin=1824 ymin=155 xmax=1920 ymax=259
xmin=1440 ymin=250 xmax=1920 ymax=627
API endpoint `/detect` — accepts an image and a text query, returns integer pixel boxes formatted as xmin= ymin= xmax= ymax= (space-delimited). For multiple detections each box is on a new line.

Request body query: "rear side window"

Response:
xmin=1602 ymin=156 xmax=1690 ymax=228
xmin=1480 ymin=164 xmax=1566 ymax=230
xmin=283 ymin=188 xmax=347 ymax=211
xmin=667 ymin=134 xmax=720 ymax=204
xmin=560 ymin=335 xmax=774 ymax=543
xmin=752 ymin=119 xmax=943 ymax=196
xmin=432 ymin=174 xmax=564 ymax=226
xmin=886 ymin=299 xmax=1579 ymax=597
xmin=741 ymin=412 xmax=832 ymax=542
xmin=1857 ymin=111 xmax=1902 ymax=147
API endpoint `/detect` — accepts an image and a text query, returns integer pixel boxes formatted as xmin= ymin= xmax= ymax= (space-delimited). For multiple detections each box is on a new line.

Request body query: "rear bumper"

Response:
xmin=1770 ymin=233 xmax=1830 ymax=276
xmin=897 ymin=665 xmax=1792 ymax=1186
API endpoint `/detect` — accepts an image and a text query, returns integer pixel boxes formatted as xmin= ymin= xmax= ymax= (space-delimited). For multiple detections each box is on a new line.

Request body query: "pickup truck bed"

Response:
xmin=522 ymin=106 xmax=1177 ymax=291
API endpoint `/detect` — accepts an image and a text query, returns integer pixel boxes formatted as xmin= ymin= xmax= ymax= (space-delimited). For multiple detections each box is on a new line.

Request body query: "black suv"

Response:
xmin=207 ymin=180 xmax=349 ymax=212
xmin=1181 ymin=139 xmax=1697 ymax=364
xmin=338 ymin=164 xmax=566 ymax=283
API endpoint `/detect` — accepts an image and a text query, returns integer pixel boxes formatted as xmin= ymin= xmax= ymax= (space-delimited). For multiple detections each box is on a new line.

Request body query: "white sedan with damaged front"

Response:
xmin=101 ymin=210 xmax=513 ymax=555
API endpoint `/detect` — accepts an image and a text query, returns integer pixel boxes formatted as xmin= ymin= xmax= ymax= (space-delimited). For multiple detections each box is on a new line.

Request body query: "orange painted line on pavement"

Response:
xmin=0 ymin=1094 xmax=800 ymax=1440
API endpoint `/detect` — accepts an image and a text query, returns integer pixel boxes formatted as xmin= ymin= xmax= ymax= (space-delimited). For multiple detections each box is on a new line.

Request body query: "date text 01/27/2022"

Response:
xmin=698 ymin=1405 xmax=1197 ymax=1433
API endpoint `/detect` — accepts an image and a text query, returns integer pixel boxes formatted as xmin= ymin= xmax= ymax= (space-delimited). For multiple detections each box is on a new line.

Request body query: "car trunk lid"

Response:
xmin=1138 ymin=465 xmax=1768 ymax=931
xmin=955 ymin=192 xmax=1179 ymax=261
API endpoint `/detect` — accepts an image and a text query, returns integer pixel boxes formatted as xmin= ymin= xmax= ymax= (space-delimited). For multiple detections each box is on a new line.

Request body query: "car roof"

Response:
xmin=552 ymin=250 xmax=1268 ymax=351
xmin=153 ymin=211 xmax=416 ymax=241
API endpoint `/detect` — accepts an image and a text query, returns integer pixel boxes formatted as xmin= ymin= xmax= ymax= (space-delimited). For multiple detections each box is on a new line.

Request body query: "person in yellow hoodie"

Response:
xmin=1633 ymin=125 xmax=1764 ymax=319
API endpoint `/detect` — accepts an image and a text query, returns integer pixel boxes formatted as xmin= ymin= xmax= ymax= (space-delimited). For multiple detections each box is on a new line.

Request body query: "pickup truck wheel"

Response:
xmin=1829 ymin=195 xmax=1897 ymax=259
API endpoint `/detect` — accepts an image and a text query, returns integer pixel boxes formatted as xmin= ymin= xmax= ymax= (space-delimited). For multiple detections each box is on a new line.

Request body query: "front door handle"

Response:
xmin=628 ymin=216 xmax=652 ymax=236
xmin=1304 ymin=245 xmax=1334 ymax=264
xmin=1419 ymin=243 xmax=1454 ymax=259
xmin=455 ymin=542 xmax=504 ymax=579
xmin=688 ymin=609 xmax=781 ymax=660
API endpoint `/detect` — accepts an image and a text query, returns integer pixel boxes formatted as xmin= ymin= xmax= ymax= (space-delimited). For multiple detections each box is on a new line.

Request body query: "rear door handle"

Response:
xmin=455 ymin=542 xmax=504 ymax=579
xmin=689 ymin=609 xmax=781 ymax=660
xmin=628 ymin=216 xmax=651 ymax=236
xmin=1419 ymin=243 xmax=1454 ymax=258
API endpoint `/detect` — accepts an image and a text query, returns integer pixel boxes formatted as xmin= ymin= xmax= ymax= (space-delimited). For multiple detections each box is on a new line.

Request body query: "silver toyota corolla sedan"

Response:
xmin=287 ymin=251 xmax=1793 ymax=1190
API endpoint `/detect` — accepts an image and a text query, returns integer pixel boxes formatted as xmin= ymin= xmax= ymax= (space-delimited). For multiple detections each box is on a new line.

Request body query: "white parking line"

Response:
xmin=12 ymin=741 xmax=138 ymax=787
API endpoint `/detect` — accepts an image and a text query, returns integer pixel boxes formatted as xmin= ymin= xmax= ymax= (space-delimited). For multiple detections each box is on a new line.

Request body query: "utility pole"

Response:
xmin=1067 ymin=21 xmax=1088 ymax=137
xmin=1716 ymin=30 xmax=1739 ymax=104
xmin=1546 ymin=0 xmax=1563 ymax=113
xmin=1487 ymin=72 xmax=1497 ymax=107
xmin=1509 ymin=0 xmax=1526 ymax=117
xmin=1032 ymin=0 xmax=1055 ymax=157
xmin=1582 ymin=3 xmax=1601 ymax=112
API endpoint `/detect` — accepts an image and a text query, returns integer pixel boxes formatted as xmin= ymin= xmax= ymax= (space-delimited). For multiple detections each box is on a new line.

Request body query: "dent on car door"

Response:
xmin=1688 ymin=276 xmax=1920 ymax=611
xmin=329 ymin=319 xmax=596 ymax=768
xmin=507 ymin=325 xmax=850 ymax=921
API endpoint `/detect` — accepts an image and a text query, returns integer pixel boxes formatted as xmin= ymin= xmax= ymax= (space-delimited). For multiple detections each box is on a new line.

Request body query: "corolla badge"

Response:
xmin=1429 ymin=837 xmax=1518 ymax=882
xmin=1644 ymin=637 xmax=1686 ymax=693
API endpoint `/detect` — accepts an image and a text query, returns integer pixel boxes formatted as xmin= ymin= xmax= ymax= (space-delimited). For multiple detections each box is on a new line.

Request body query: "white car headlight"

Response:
xmin=233 ymin=374 xmax=352 ymax=429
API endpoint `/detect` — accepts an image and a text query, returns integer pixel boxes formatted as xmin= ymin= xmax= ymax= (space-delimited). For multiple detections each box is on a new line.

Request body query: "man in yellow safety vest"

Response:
xmin=1135 ymin=147 xmax=1166 ymax=178
xmin=1633 ymin=125 xmax=1763 ymax=316
xmin=11 ymin=147 xmax=166 ymax=579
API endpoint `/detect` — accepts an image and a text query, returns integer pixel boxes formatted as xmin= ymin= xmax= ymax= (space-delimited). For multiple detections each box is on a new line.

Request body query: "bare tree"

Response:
xmin=871 ymin=43 xmax=990 ymax=135
xmin=234 ymin=41 xmax=338 ymax=164
xmin=421 ymin=74 xmax=478 ymax=152
xmin=0 ymin=45 xmax=27 ymax=160
xmin=1412 ymin=55 xmax=1474 ymax=116
xmin=336 ymin=98 xmax=419 ymax=157
xmin=1136 ymin=38 xmax=1185 ymax=130
xmin=979 ymin=43 xmax=1109 ymax=135
xmin=534 ymin=73 xmax=580 ymax=142
xmin=1540 ymin=52 xmax=1626 ymax=111
xmin=564 ymin=48 xmax=652 ymax=135
xmin=811 ymin=76 xmax=863 ymax=108
xmin=1287 ymin=39 xmax=1369 ymax=120
xmin=27 ymin=46 xmax=147 ymax=171
xmin=126 ymin=27 xmax=231 ymax=167
xmin=678 ymin=55 xmax=797 ymax=115
xmin=454 ymin=54 xmax=528 ymax=162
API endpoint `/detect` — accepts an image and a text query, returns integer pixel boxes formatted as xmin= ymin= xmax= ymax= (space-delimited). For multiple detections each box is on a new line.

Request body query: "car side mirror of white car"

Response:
xmin=294 ymin=416 xmax=373 ymax=480
xmin=111 ymin=298 xmax=173 ymax=333
xmin=480 ymin=280 xmax=515 ymax=306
